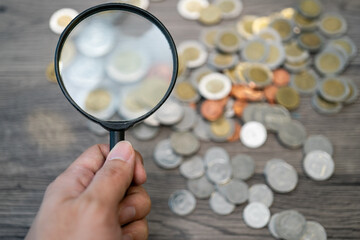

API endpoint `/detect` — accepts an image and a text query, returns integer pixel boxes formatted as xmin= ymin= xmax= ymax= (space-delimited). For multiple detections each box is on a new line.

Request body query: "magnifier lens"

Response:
xmin=58 ymin=8 xmax=175 ymax=122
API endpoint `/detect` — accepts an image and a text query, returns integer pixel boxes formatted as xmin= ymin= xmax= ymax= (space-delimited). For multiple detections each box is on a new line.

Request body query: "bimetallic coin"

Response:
xmin=318 ymin=77 xmax=350 ymax=103
xmin=293 ymin=11 xmax=318 ymax=31
xmin=177 ymin=0 xmax=209 ymax=20
xmin=315 ymin=48 xmax=346 ymax=76
xmin=298 ymin=31 xmax=325 ymax=53
xmin=83 ymin=88 xmax=115 ymax=120
xmin=170 ymin=131 xmax=200 ymax=156
xmin=173 ymin=106 xmax=198 ymax=132
xmin=275 ymin=210 xmax=306 ymax=240
xmin=243 ymin=202 xmax=270 ymax=229
xmin=297 ymin=0 xmax=323 ymax=19
xmin=270 ymin=18 xmax=294 ymax=42
xmin=344 ymin=78 xmax=359 ymax=105
xmin=155 ymin=98 xmax=184 ymax=125
xmin=174 ymin=81 xmax=200 ymax=103
xmin=258 ymin=27 xmax=282 ymax=43
xmin=312 ymin=93 xmax=343 ymax=115
xmin=265 ymin=41 xmax=286 ymax=70
xmin=285 ymin=58 xmax=312 ymax=73
xmin=265 ymin=159 xmax=298 ymax=193
xmin=268 ymin=213 xmax=281 ymax=239
xmin=49 ymin=8 xmax=78 ymax=34
xmin=154 ymin=139 xmax=183 ymax=169
xmin=131 ymin=123 xmax=159 ymax=141
xmin=199 ymin=73 xmax=232 ymax=100
xmin=180 ymin=155 xmax=205 ymax=179
xmin=200 ymin=27 xmax=219 ymax=49
xmin=285 ymin=41 xmax=310 ymax=63
xmin=187 ymin=175 xmax=215 ymax=199
xmin=280 ymin=7 xmax=296 ymax=20
xmin=252 ymin=17 xmax=271 ymax=34
xmin=204 ymin=146 xmax=230 ymax=167
xmin=240 ymin=121 xmax=267 ymax=149
xmin=304 ymin=135 xmax=333 ymax=156
xmin=319 ymin=12 xmax=347 ymax=38
xmin=290 ymin=69 xmax=319 ymax=95
xmin=275 ymin=86 xmax=300 ymax=110
xmin=198 ymin=5 xmax=222 ymax=26
xmin=190 ymin=66 xmax=213 ymax=88
xmin=248 ymin=184 xmax=274 ymax=207
xmin=208 ymin=117 xmax=235 ymax=142
xmin=168 ymin=190 xmax=196 ymax=216
xmin=46 ymin=62 xmax=57 ymax=83
xmin=208 ymin=52 xmax=238 ymax=71
xmin=278 ymin=120 xmax=307 ymax=149
xmin=214 ymin=0 xmax=243 ymax=19
xmin=236 ymin=15 xmax=257 ymax=39
xmin=241 ymin=38 xmax=269 ymax=63
xmin=209 ymin=191 xmax=236 ymax=215
xmin=300 ymin=221 xmax=327 ymax=240
xmin=231 ymin=154 xmax=255 ymax=180
xmin=329 ymin=36 xmax=357 ymax=60
xmin=244 ymin=63 xmax=273 ymax=88
xmin=303 ymin=150 xmax=335 ymax=181
xmin=178 ymin=40 xmax=208 ymax=69
xmin=217 ymin=179 xmax=248 ymax=204
xmin=215 ymin=29 xmax=242 ymax=53
xmin=206 ymin=161 xmax=232 ymax=184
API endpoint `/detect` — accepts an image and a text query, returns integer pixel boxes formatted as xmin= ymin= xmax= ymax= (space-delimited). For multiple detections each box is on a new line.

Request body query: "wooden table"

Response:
xmin=0 ymin=0 xmax=359 ymax=239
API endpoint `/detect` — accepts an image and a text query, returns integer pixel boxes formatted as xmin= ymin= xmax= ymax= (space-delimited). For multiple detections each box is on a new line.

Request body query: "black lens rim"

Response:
xmin=54 ymin=3 xmax=178 ymax=131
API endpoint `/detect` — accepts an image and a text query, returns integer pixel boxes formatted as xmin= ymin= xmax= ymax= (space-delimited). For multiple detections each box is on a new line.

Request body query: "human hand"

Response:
xmin=26 ymin=141 xmax=151 ymax=240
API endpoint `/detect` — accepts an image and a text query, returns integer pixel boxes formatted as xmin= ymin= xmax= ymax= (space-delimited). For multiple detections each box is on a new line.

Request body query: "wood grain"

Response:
xmin=0 ymin=0 xmax=359 ymax=239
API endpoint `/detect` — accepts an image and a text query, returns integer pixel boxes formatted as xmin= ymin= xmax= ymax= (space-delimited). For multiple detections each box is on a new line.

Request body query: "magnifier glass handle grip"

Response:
xmin=110 ymin=130 xmax=125 ymax=150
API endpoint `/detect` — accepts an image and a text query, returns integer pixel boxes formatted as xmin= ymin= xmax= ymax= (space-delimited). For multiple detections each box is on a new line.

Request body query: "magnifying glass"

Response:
xmin=55 ymin=3 xmax=178 ymax=149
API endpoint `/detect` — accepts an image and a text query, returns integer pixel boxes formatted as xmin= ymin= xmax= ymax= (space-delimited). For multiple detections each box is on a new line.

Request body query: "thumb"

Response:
xmin=85 ymin=141 xmax=136 ymax=206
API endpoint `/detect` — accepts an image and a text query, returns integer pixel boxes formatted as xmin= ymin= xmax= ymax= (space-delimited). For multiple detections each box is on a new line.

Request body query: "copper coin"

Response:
xmin=200 ymin=99 xmax=225 ymax=121
xmin=233 ymin=100 xmax=248 ymax=118
xmin=264 ymin=85 xmax=279 ymax=104
xmin=231 ymin=85 xmax=264 ymax=101
xmin=273 ymin=69 xmax=290 ymax=87
xmin=228 ymin=121 xmax=242 ymax=142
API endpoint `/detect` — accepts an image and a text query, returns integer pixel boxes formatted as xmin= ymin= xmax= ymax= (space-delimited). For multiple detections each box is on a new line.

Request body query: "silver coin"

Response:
xmin=170 ymin=131 xmax=200 ymax=156
xmin=242 ymin=103 xmax=260 ymax=123
xmin=300 ymin=221 xmax=327 ymax=240
xmin=187 ymin=175 xmax=215 ymax=199
xmin=265 ymin=159 xmax=298 ymax=193
xmin=180 ymin=155 xmax=205 ymax=179
xmin=278 ymin=120 xmax=307 ymax=149
xmin=204 ymin=146 xmax=230 ymax=167
xmin=248 ymin=184 xmax=274 ymax=207
xmin=192 ymin=116 xmax=211 ymax=141
xmin=303 ymin=135 xmax=333 ymax=156
xmin=153 ymin=139 xmax=183 ymax=169
xmin=168 ymin=189 xmax=196 ymax=216
xmin=268 ymin=213 xmax=281 ymax=239
xmin=275 ymin=210 xmax=306 ymax=240
xmin=173 ymin=106 xmax=197 ymax=132
xmin=243 ymin=202 xmax=270 ymax=229
xmin=303 ymin=150 xmax=335 ymax=181
xmin=131 ymin=123 xmax=159 ymax=141
xmin=311 ymin=93 xmax=343 ymax=115
xmin=209 ymin=191 xmax=236 ymax=215
xmin=155 ymin=98 xmax=184 ymax=125
xmin=263 ymin=105 xmax=291 ymax=132
xmin=231 ymin=154 xmax=255 ymax=180
xmin=217 ymin=179 xmax=248 ymax=204
xmin=240 ymin=121 xmax=267 ymax=149
xmin=206 ymin=162 xmax=232 ymax=184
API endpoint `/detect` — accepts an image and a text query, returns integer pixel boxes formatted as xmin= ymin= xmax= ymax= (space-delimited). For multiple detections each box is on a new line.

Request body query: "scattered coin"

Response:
xmin=241 ymin=38 xmax=269 ymax=62
xmin=209 ymin=191 xmax=236 ymax=215
xmin=265 ymin=159 xmax=298 ymax=193
xmin=154 ymin=139 xmax=183 ymax=169
xmin=174 ymin=81 xmax=200 ymax=103
xmin=344 ymin=78 xmax=359 ymax=105
xmin=215 ymin=28 xmax=242 ymax=53
xmin=240 ymin=121 xmax=267 ymax=148
xmin=278 ymin=120 xmax=307 ymax=149
xmin=300 ymin=221 xmax=327 ymax=240
xmin=49 ymin=8 xmax=78 ymax=34
xmin=168 ymin=189 xmax=197 ymax=216
xmin=311 ymin=93 xmax=343 ymax=115
xmin=236 ymin=15 xmax=257 ymax=39
xmin=268 ymin=213 xmax=281 ymax=239
xmin=173 ymin=106 xmax=198 ymax=131
xmin=297 ymin=0 xmax=323 ymax=19
xmin=155 ymin=98 xmax=184 ymax=125
xmin=275 ymin=210 xmax=306 ymax=240
xmin=243 ymin=202 xmax=270 ymax=229
xmin=248 ymin=184 xmax=274 ymax=207
xmin=269 ymin=17 xmax=294 ymax=42
xmin=329 ymin=36 xmax=358 ymax=60
xmin=84 ymin=88 xmax=116 ymax=120
xmin=217 ymin=179 xmax=248 ymax=204
xmin=318 ymin=76 xmax=350 ymax=103
xmin=208 ymin=117 xmax=235 ymax=142
xmin=303 ymin=150 xmax=335 ymax=181
xmin=170 ymin=131 xmax=200 ymax=156
xmin=214 ymin=0 xmax=243 ymax=20
xmin=187 ymin=175 xmax=215 ymax=199
xmin=303 ymin=135 xmax=333 ymax=156
xmin=298 ymin=31 xmax=325 ymax=53
xmin=198 ymin=4 xmax=222 ymax=25
xmin=275 ymin=86 xmax=300 ymax=110
xmin=244 ymin=63 xmax=273 ymax=88
xmin=206 ymin=161 xmax=232 ymax=184
xmin=199 ymin=73 xmax=232 ymax=100
xmin=273 ymin=68 xmax=290 ymax=86
xmin=180 ymin=155 xmax=205 ymax=179
xmin=290 ymin=69 xmax=319 ymax=95
xmin=231 ymin=154 xmax=255 ymax=180
xmin=177 ymin=0 xmax=209 ymax=20
xmin=178 ymin=40 xmax=208 ymax=68
xmin=319 ymin=12 xmax=347 ymax=38
xmin=204 ymin=146 xmax=230 ymax=167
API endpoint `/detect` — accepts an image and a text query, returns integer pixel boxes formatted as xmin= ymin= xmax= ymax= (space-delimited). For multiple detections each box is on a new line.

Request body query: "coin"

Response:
xmin=300 ymin=221 xmax=327 ymax=240
xmin=270 ymin=17 xmax=294 ymax=42
xmin=241 ymin=38 xmax=269 ymax=62
xmin=204 ymin=146 xmax=230 ymax=167
xmin=170 ymin=131 xmax=200 ymax=156
xmin=311 ymin=93 xmax=343 ymax=115
xmin=177 ymin=0 xmax=209 ymax=20
xmin=180 ymin=155 xmax=205 ymax=179
xmin=285 ymin=41 xmax=310 ymax=63
xmin=330 ymin=36 xmax=358 ymax=60
xmin=278 ymin=120 xmax=307 ymax=149
xmin=190 ymin=66 xmax=213 ymax=88
xmin=174 ymin=81 xmax=200 ymax=103
xmin=208 ymin=52 xmax=239 ymax=71
xmin=264 ymin=85 xmax=278 ymax=104
xmin=131 ymin=123 xmax=159 ymax=141
xmin=258 ymin=27 xmax=282 ymax=43
xmin=244 ymin=63 xmax=273 ymax=88
xmin=315 ymin=48 xmax=346 ymax=76
xmin=173 ymin=106 xmax=198 ymax=132
xmin=177 ymin=53 xmax=187 ymax=77
xmin=273 ymin=68 xmax=290 ymax=86
xmin=264 ymin=110 xmax=291 ymax=133
xmin=297 ymin=0 xmax=322 ymax=19
xmin=319 ymin=77 xmax=350 ymax=103
xmin=215 ymin=29 xmax=242 ymax=53
xmin=49 ymin=8 xmax=78 ymax=34
xmin=46 ymin=62 xmax=57 ymax=83
xmin=154 ymin=139 xmax=183 ymax=169
xmin=240 ymin=121 xmax=267 ymax=148
xmin=208 ymin=117 xmax=235 ymax=142
xmin=290 ymin=69 xmax=319 ymax=95
xmin=84 ymin=88 xmax=115 ymax=120
xmin=298 ymin=31 xmax=325 ymax=53
xmin=268 ymin=213 xmax=281 ymax=239
xmin=236 ymin=15 xmax=257 ymax=39
xmin=280 ymin=7 xmax=296 ymax=19
xmin=217 ymin=179 xmax=248 ymax=204
xmin=319 ymin=12 xmax=347 ymax=38
xmin=214 ymin=0 xmax=243 ymax=19
xmin=200 ymin=27 xmax=219 ymax=50
xmin=187 ymin=175 xmax=215 ymax=199
xmin=168 ymin=189 xmax=196 ymax=216
xmin=193 ymin=116 xmax=211 ymax=141
xmin=198 ymin=5 xmax=222 ymax=25
xmin=233 ymin=100 xmax=248 ymax=118
xmin=248 ymin=184 xmax=274 ymax=207
xmin=209 ymin=191 xmax=235 ymax=215
xmin=275 ymin=210 xmax=306 ymax=240
xmin=199 ymin=73 xmax=232 ymax=100
xmin=206 ymin=160 xmax=232 ymax=184
xmin=275 ymin=86 xmax=300 ymax=110
xmin=303 ymin=135 xmax=333 ymax=156
xmin=243 ymin=202 xmax=270 ymax=229
xmin=293 ymin=11 xmax=318 ymax=31
xmin=252 ymin=16 xmax=271 ymax=34
xmin=344 ymin=78 xmax=359 ymax=105
xmin=155 ymin=98 xmax=184 ymax=125
xmin=285 ymin=58 xmax=312 ymax=73
xmin=231 ymin=154 xmax=255 ymax=180
xmin=178 ymin=40 xmax=208 ymax=69
xmin=265 ymin=159 xmax=298 ymax=193
xmin=227 ymin=121 xmax=241 ymax=142
xmin=200 ymin=99 xmax=225 ymax=121
xmin=265 ymin=41 xmax=286 ymax=70
xmin=303 ymin=150 xmax=335 ymax=181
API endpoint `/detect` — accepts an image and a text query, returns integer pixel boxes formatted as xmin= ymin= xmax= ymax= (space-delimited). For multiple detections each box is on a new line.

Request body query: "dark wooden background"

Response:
xmin=0 ymin=0 xmax=359 ymax=239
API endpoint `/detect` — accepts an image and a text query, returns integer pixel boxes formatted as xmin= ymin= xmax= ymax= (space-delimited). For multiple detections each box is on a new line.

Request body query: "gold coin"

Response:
xmin=300 ymin=32 xmax=321 ymax=47
xmin=183 ymin=47 xmax=200 ymax=62
xmin=243 ymin=40 xmax=267 ymax=61
xmin=280 ymin=8 xmax=296 ymax=19
xmin=323 ymin=78 xmax=346 ymax=98
xmin=266 ymin=44 xmax=281 ymax=65
xmin=175 ymin=81 xmax=198 ymax=101
xmin=299 ymin=0 xmax=322 ymax=18
xmin=214 ymin=53 xmax=234 ymax=66
xmin=185 ymin=0 xmax=204 ymax=13
xmin=285 ymin=41 xmax=308 ymax=62
xmin=248 ymin=66 xmax=268 ymax=83
xmin=332 ymin=37 xmax=356 ymax=59
xmin=85 ymin=89 xmax=111 ymax=112
xmin=252 ymin=17 xmax=270 ymax=34
xmin=293 ymin=12 xmax=317 ymax=30
xmin=57 ymin=15 xmax=72 ymax=28
xmin=206 ymin=79 xmax=225 ymax=93
xmin=270 ymin=18 xmax=293 ymax=41
xmin=314 ymin=94 xmax=342 ymax=111
xmin=236 ymin=15 xmax=256 ymax=39
xmin=199 ymin=5 xmax=222 ymax=25
xmin=217 ymin=0 xmax=235 ymax=13
xmin=292 ymin=71 xmax=317 ymax=92
xmin=275 ymin=86 xmax=300 ymax=110
xmin=202 ymin=28 xmax=218 ymax=49
xmin=46 ymin=62 xmax=57 ymax=83
xmin=211 ymin=117 xmax=231 ymax=137
xmin=323 ymin=16 xmax=342 ymax=33
xmin=220 ymin=32 xmax=238 ymax=47
xmin=317 ymin=53 xmax=341 ymax=74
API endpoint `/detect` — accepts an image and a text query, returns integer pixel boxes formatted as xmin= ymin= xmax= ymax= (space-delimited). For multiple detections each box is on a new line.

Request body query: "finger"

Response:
xmin=118 ymin=186 xmax=151 ymax=225
xmin=122 ymin=218 xmax=149 ymax=240
xmin=133 ymin=151 xmax=147 ymax=186
xmin=46 ymin=144 xmax=109 ymax=199
xmin=85 ymin=141 xmax=136 ymax=206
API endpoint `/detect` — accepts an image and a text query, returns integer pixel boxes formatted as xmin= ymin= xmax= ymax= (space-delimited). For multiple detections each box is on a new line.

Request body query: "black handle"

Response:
xmin=110 ymin=130 xmax=125 ymax=150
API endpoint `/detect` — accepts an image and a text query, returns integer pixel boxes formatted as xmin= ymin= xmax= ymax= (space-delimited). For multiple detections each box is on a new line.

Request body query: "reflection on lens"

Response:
xmin=59 ymin=10 xmax=174 ymax=122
